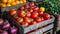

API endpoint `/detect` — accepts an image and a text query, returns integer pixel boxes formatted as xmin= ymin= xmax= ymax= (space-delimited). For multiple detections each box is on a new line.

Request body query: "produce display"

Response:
xmin=0 ymin=0 xmax=26 ymax=7
xmin=0 ymin=19 xmax=18 ymax=34
xmin=9 ymin=2 xmax=51 ymax=27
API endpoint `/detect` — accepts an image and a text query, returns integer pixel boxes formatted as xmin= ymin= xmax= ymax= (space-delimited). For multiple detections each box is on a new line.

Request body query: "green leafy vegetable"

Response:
xmin=39 ymin=0 xmax=60 ymax=14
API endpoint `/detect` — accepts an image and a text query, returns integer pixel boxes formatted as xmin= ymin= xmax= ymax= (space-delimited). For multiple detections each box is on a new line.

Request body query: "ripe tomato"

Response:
xmin=18 ymin=10 xmax=26 ymax=17
xmin=13 ymin=14 xmax=19 ymax=20
xmin=24 ymin=17 xmax=32 ymax=24
xmin=29 ymin=18 xmax=34 ymax=25
xmin=33 ymin=7 xmax=39 ymax=11
xmin=43 ymin=13 xmax=50 ymax=20
xmin=17 ymin=18 xmax=23 ymax=24
xmin=10 ymin=9 xmax=16 ymax=16
xmin=24 ymin=4 xmax=29 ymax=8
xmin=29 ymin=2 xmax=34 ymax=7
xmin=31 ymin=18 xmax=34 ymax=22
xmin=24 ymin=22 xmax=29 ymax=27
xmin=29 ymin=8 xmax=34 ymax=13
xmin=20 ymin=6 xmax=25 ymax=10
xmin=40 ymin=17 xmax=44 ymax=21
xmin=31 ymin=12 xmax=38 ymax=18
xmin=38 ymin=11 xmax=43 ymax=17
xmin=26 ymin=11 xmax=31 ymax=17
xmin=32 ymin=21 xmax=37 ymax=24
xmin=35 ymin=17 xmax=42 ymax=22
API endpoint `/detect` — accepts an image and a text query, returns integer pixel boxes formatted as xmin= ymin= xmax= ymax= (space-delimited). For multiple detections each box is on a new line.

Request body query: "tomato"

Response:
xmin=24 ymin=4 xmax=29 ymax=8
xmin=29 ymin=18 xmax=34 ymax=25
xmin=13 ymin=14 xmax=19 ymax=20
xmin=17 ymin=18 xmax=23 ymax=24
xmin=35 ymin=17 xmax=42 ymax=22
xmin=31 ymin=12 xmax=38 ymax=18
xmin=38 ymin=11 xmax=43 ymax=17
xmin=40 ymin=17 xmax=44 ymax=21
xmin=20 ymin=6 xmax=25 ymax=10
xmin=24 ymin=22 xmax=29 ymax=27
xmin=31 ymin=18 xmax=34 ymax=22
xmin=24 ymin=17 xmax=32 ymax=24
xmin=17 ymin=10 xmax=21 ymax=13
xmin=32 ymin=21 xmax=37 ymax=24
xmin=43 ymin=13 xmax=50 ymax=20
xmin=29 ymin=2 xmax=34 ymax=7
xmin=18 ymin=10 xmax=26 ymax=17
xmin=26 ymin=11 xmax=31 ymax=17
xmin=33 ymin=7 xmax=39 ymax=11
xmin=29 ymin=8 xmax=34 ymax=13
xmin=10 ymin=9 xmax=16 ymax=16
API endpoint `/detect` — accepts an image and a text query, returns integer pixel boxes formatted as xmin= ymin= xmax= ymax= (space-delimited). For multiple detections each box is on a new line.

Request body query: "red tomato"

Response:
xmin=24 ymin=17 xmax=32 ymax=24
xmin=29 ymin=2 xmax=35 ymax=7
xmin=18 ymin=10 xmax=26 ymax=17
xmin=31 ymin=18 xmax=34 ymax=22
xmin=31 ymin=12 xmax=38 ymax=18
xmin=30 ymin=6 xmax=34 ymax=9
xmin=43 ymin=13 xmax=50 ymax=20
xmin=24 ymin=4 xmax=29 ymax=8
xmin=10 ymin=9 xmax=16 ymax=16
xmin=17 ymin=10 xmax=21 ymax=14
xmin=13 ymin=14 xmax=19 ymax=20
xmin=32 ymin=21 xmax=37 ymax=24
xmin=33 ymin=7 xmax=39 ymax=11
xmin=24 ymin=22 xmax=29 ymax=27
xmin=40 ymin=17 xmax=44 ymax=21
xmin=38 ymin=11 xmax=43 ymax=16
xmin=26 ymin=11 xmax=31 ymax=17
xmin=20 ymin=6 xmax=25 ymax=10
xmin=17 ymin=18 xmax=23 ymax=24
xmin=35 ymin=17 xmax=42 ymax=22
xmin=29 ymin=8 xmax=34 ymax=13
xmin=29 ymin=18 xmax=34 ymax=25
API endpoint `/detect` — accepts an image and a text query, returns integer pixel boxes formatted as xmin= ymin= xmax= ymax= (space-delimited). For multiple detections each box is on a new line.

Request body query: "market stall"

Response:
xmin=0 ymin=0 xmax=56 ymax=34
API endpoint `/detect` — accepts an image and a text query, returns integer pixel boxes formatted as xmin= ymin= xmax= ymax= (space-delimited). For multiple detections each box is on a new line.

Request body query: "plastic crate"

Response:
xmin=1 ymin=13 xmax=24 ymax=34
xmin=29 ymin=23 xmax=54 ymax=34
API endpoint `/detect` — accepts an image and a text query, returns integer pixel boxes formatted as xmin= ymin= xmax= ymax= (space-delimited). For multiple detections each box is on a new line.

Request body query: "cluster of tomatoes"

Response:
xmin=9 ymin=2 xmax=51 ymax=27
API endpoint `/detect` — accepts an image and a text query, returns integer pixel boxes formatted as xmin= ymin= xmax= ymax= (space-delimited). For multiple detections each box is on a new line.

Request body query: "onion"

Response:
xmin=10 ymin=26 xmax=18 ymax=34
xmin=3 ymin=23 xmax=10 ymax=30
xmin=1 ymin=31 xmax=8 ymax=34
xmin=0 ymin=30 xmax=8 ymax=34
xmin=0 ymin=19 xmax=4 ymax=26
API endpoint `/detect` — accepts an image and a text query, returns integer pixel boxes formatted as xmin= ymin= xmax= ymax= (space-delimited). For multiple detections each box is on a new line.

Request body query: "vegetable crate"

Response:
xmin=0 ymin=13 xmax=24 ymax=34
xmin=27 ymin=23 xmax=54 ymax=34
xmin=3 ymin=12 xmax=55 ymax=34
xmin=24 ymin=16 xmax=55 ymax=33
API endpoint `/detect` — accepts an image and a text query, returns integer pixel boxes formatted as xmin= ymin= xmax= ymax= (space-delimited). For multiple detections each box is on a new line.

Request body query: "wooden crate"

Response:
xmin=44 ymin=29 xmax=53 ymax=34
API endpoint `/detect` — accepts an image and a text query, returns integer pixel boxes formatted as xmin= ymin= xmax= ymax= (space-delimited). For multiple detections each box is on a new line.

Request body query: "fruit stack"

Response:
xmin=9 ymin=2 xmax=55 ymax=34
xmin=0 ymin=0 xmax=26 ymax=7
